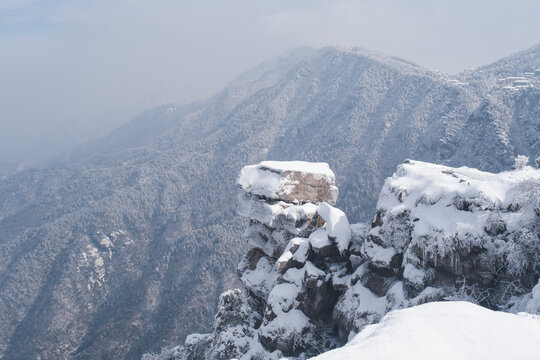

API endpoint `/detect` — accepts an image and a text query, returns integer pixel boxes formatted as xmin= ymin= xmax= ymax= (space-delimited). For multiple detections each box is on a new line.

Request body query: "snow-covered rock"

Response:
xmin=317 ymin=203 xmax=351 ymax=254
xmin=234 ymin=162 xmax=350 ymax=357
xmin=180 ymin=289 xmax=255 ymax=360
xmin=149 ymin=160 xmax=540 ymax=360
xmin=371 ymin=159 xmax=540 ymax=300
xmin=329 ymin=159 xmax=540 ymax=339
xmin=312 ymin=301 xmax=540 ymax=360
xmin=167 ymin=161 xmax=350 ymax=359
xmin=237 ymin=161 xmax=338 ymax=205
xmin=237 ymin=194 xmax=318 ymax=234
xmin=377 ymin=159 xmax=538 ymax=243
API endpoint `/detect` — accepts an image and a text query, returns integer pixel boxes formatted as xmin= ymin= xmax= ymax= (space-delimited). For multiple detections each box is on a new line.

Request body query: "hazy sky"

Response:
xmin=1 ymin=0 xmax=539 ymax=161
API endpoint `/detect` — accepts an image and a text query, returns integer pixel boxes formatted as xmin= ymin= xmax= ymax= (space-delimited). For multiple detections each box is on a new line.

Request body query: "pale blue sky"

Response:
xmin=1 ymin=0 xmax=539 ymax=161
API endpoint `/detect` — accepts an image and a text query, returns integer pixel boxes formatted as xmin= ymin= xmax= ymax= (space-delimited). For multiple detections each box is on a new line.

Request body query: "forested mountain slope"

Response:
xmin=0 ymin=44 xmax=538 ymax=359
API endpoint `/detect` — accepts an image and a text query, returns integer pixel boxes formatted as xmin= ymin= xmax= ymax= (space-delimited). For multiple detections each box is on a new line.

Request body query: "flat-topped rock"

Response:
xmin=237 ymin=161 xmax=338 ymax=204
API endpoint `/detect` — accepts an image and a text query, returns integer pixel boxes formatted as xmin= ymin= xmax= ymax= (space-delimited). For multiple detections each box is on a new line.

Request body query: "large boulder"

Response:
xmin=237 ymin=161 xmax=338 ymax=205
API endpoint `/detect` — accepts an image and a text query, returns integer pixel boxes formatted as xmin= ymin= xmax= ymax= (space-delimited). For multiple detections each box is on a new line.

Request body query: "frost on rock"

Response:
xmin=369 ymin=159 xmax=540 ymax=305
xmin=524 ymin=280 xmax=540 ymax=314
xmin=511 ymin=279 xmax=540 ymax=315
xmin=148 ymin=160 xmax=540 ymax=360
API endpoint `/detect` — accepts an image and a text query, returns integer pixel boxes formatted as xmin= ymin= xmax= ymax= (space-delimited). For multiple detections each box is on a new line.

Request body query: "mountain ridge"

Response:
xmin=0 ymin=43 xmax=538 ymax=359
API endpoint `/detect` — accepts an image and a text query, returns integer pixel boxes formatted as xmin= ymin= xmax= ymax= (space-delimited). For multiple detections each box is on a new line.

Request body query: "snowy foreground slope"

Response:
xmin=312 ymin=301 xmax=540 ymax=360
xmin=145 ymin=158 xmax=540 ymax=360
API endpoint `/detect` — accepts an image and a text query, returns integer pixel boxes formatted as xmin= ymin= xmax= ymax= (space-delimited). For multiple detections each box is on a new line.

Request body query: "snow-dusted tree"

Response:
xmin=513 ymin=155 xmax=529 ymax=170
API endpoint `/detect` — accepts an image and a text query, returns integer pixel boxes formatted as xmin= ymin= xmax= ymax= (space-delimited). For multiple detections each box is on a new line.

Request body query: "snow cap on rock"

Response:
xmin=237 ymin=161 xmax=338 ymax=204
xmin=317 ymin=202 xmax=352 ymax=254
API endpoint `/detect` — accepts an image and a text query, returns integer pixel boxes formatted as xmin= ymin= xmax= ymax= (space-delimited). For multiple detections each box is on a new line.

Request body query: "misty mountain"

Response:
xmin=0 ymin=44 xmax=538 ymax=359
xmin=0 ymin=162 xmax=19 ymax=180
xmin=476 ymin=43 xmax=540 ymax=78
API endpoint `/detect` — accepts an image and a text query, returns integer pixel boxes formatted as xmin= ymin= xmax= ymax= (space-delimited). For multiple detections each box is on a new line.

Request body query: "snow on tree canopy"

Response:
xmin=311 ymin=301 xmax=540 ymax=360
xmin=237 ymin=161 xmax=338 ymax=204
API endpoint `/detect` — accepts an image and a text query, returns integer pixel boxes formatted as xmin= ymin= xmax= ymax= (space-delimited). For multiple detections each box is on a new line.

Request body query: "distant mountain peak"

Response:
xmin=478 ymin=42 xmax=540 ymax=75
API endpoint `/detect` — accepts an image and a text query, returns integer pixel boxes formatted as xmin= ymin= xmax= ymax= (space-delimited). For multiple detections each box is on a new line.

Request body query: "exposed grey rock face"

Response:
xmin=0 ymin=44 xmax=539 ymax=359
xmin=147 ymin=160 xmax=540 ymax=360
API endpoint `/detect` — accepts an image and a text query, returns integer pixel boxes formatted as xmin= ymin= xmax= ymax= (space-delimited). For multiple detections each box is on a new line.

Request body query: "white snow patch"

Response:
xmin=237 ymin=164 xmax=281 ymax=199
xmin=277 ymin=237 xmax=310 ymax=268
xmin=255 ymin=161 xmax=335 ymax=178
xmin=308 ymin=228 xmax=331 ymax=249
xmin=334 ymin=279 xmax=387 ymax=331
xmin=304 ymin=261 xmax=325 ymax=278
xmin=403 ymin=263 xmax=425 ymax=286
xmin=362 ymin=240 xmax=396 ymax=266
xmin=237 ymin=195 xmax=319 ymax=235
xmin=267 ymin=283 xmax=299 ymax=313
xmin=263 ymin=308 xmax=311 ymax=333
xmin=241 ymin=256 xmax=278 ymax=296
xmin=312 ymin=301 xmax=540 ymax=360
xmin=280 ymin=262 xmax=324 ymax=287
xmin=317 ymin=202 xmax=351 ymax=253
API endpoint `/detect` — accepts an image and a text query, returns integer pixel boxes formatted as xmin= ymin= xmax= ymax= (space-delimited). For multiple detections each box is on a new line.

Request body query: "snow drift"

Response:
xmin=311 ymin=301 xmax=540 ymax=360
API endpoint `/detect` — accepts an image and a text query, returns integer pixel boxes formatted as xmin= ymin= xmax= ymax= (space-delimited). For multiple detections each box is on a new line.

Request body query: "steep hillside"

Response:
xmin=0 ymin=44 xmax=538 ymax=359
xmin=477 ymin=43 xmax=540 ymax=78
